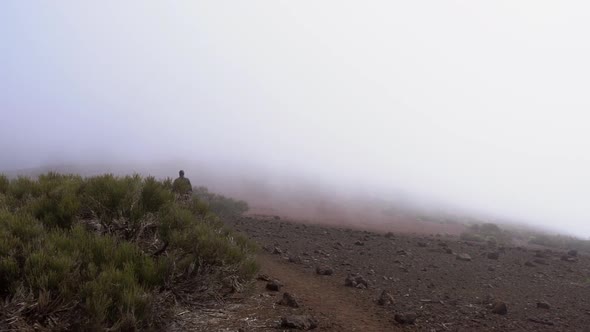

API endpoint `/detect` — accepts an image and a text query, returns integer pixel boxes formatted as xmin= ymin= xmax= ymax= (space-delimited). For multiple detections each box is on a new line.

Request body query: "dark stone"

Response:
xmin=289 ymin=256 xmax=302 ymax=264
xmin=277 ymin=292 xmax=299 ymax=308
xmin=491 ymin=301 xmax=508 ymax=315
xmin=456 ymin=253 xmax=472 ymax=261
xmin=394 ymin=312 xmax=417 ymax=324
xmin=266 ymin=279 xmax=282 ymax=291
xmin=315 ymin=265 xmax=334 ymax=276
xmin=537 ymin=301 xmax=550 ymax=309
xmin=344 ymin=274 xmax=369 ymax=288
xmin=376 ymin=290 xmax=394 ymax=305
xmin=280 ymin=315 xmax=318 ymax=330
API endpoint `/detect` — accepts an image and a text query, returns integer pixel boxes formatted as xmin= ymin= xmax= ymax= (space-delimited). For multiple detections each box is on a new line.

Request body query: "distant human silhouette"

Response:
xmin=172 ymin=170 xmax=192 ymax=196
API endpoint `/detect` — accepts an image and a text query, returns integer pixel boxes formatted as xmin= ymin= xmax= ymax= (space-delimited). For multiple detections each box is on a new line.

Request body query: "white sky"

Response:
xmin=1 ymin=1 xmax=590 ymax=235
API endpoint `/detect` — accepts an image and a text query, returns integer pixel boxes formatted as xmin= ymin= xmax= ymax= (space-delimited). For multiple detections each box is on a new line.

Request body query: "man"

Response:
xmin=172 ymin=170 xmax=193 ymax=196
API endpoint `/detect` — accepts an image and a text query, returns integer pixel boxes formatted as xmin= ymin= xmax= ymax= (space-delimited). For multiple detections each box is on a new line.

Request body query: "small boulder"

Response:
xmin=280 ymin=315 xmax=318 ymax=330
xmin=272 ymin=247 xmax=283 ymax=255
xmin=355 ymin=283 xmax=367 ymax=289
xmin=394 ymin=312 xmax=417 ymax=325
xmin=417 ymin=242 xmax=428 ymax=247
xmin=288 ymin=256 xmax=302 ymax=264
xmin=491 ymin=301 xmax=508 ymax=315
xmin=315 ymin=265 xmax=334 ymax=276
xmin=524 ymin=261 xmax=536 ymax=267
xmin=277 ymin=292 xmax=299 ymax=308
xmin=568 ymin=249 xmax=578 ymax=257
xmin=345 ymin=274 xmax=369 ymax=288
xmin=376 ymin=290 xmax=394 ymax=306
xmin=354 ymin=240 xmax=365 ymax=246
xmin=266 ymin=279 xmax=282 ymax=292
xmin=456 ymin=253 xmax=472 ymax=262
xmin=444 ymin=248 xmax=454 ymax=254
xmin=537 ymin=301 xmax=550 ymax=309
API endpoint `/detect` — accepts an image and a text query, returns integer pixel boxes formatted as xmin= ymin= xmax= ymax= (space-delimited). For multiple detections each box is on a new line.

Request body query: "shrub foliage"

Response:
xmin=460 ymin=222 xmax=512 ymax=245
xmin=193 ymin=186 xmax=249 ymax=217
xmin=0 ymin=173 xmax=257 ymax=331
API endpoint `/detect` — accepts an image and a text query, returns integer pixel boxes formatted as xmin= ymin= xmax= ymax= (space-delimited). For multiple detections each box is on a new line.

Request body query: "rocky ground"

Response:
xmin=185 ymin=215 xmax=590 ymax=331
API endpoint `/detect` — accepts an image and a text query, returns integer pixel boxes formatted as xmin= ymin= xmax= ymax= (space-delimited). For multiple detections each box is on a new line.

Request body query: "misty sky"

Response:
xmin=1 ymin=2 xmax=590 ymax=236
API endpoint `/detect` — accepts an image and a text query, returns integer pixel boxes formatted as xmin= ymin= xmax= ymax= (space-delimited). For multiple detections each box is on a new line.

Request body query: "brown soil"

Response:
xmin=182 ymin=215 xmax=590 ymax=331
xmin=171 ymin=252 xmax=395 ymax=331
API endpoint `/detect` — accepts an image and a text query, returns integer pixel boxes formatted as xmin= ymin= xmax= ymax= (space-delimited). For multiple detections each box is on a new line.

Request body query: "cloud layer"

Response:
xmin=2 ymin=1 xmax=590 ymax=236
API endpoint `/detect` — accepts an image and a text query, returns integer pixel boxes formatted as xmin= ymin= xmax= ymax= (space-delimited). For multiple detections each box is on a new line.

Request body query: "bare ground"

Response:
xmin=178 ymin=215 xmax=590 ymax=331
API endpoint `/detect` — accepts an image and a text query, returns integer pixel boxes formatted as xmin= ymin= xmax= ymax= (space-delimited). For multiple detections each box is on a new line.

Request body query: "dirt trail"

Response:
xmin=173 ymin=252 xmax=397 ymax=331
xmin=256 ymin=253 xmax=397 ymax=331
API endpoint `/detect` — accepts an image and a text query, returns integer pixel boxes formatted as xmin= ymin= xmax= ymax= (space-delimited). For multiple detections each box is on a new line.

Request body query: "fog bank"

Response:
xmin=2 ymin=1 xmax=590 ymax=236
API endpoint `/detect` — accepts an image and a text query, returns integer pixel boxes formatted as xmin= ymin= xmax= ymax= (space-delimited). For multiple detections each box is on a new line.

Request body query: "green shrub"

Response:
xmin=32 ymin=175 xmax=83 ymax=228
xmin=0 ymin=174 xmax=8 ymax=194
xmin=460 ymin=232 xmax=484 ymax=242
xmin=81 ymin=174 xmax=141 ymax=223
xmin=193 ymin=186 xmax=249 ymax=216
xmin=139 ymin=176 xmax=174 ymax=215
xmin=465 ymin=223 xmax=513 ymax=245
xmin=0 ymin=172 xmax=258 ymax=330
xmin=480 ymin=223 xmax=501 ymax=234
xmin=7 ymin=176 xmax=41 ymax=205
xmin=528 ymin=233 xmax=590 ymax=252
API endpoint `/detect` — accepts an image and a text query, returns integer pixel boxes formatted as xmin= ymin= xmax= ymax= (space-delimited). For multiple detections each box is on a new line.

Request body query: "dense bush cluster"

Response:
xmin=460 ymin=222 xmax=512 ymax=245
xmin=193 ymin=186 xmax=249 ymax=217
xmin=529 ymin=233 xmax=590 ymax=252
xmin=0 ymin=173 xmax=257 ymax=331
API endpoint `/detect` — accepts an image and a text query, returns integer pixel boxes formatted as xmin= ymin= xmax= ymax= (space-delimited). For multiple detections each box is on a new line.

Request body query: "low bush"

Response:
xmin=462 ymin=222 xmax=513 ymax=245
xmin=529 ymin=233 xmax=590 ymax=252
xmin=460 ymin=232 xmax=484 ymax=242
xmin=0 ymin=173 xmax=258 ymax=331
xmin=0 ymin=174 xmax=8 ymax=194
xmin=193 ymin=186 xmax=249 ymax=216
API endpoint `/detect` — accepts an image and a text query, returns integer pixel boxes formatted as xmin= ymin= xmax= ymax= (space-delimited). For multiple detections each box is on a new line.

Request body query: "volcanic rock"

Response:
xmin=394 ymin=312 xmax=417 ymax=324
xmin=491 ymin=301 xmax=508 ymax=315
xmin=456 ymin=253 xmax=472 ymax=261
xmin=280 ymin=315 xmax=318 ymax=330
xmin=278 ymin=292 xmax=300 ymax=308
xmin=266 ymin=279 xmax=282 ymax=292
